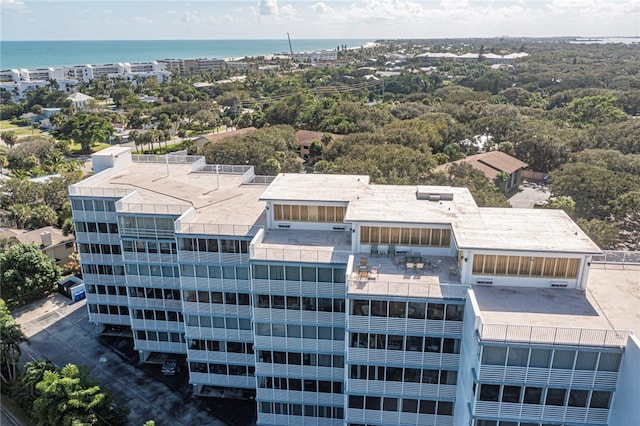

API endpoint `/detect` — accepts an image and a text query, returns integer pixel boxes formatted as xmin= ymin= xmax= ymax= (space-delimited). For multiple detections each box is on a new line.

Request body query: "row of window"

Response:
xmin=472 ymin=255 xmax=580 ymax=279
xmin=257 ymin=350 xmax=344 ymax=368
xmin=252 ymin=265 xmax=347 ymax=283
xmin=190 ymin=362 xmax=255 ymax=377
xmin=255 ymin=295 xmax=345 ymax=313
xmin=83 ymin=263 xmax=125 ymax=276
xmin=351 ymin=333 xmax=461 ymax=354
xmin=348 ymin=395 xmax=454 ymax=416
xmin=272 ymin=203 xmax=347 ymax=223
xmin=122 ymin=240 xmax=177 ymax=255
xmin=351 ymin=300 xmax=463 ymax=321
xmin=71 ymin=198 xmax=116 ymax=212
xmin=86 ymin=284 xmax=127 ymax=296
xmin=186 ymin=315 xmax=252 ymax=330
xmin=184 ymin=290 xmax=250 ymax=305
xmin=259 ymin=402 xmax=344 ymax=419
xmin=79 ymin=243 xmax=122 ymax=255
xmin=477 ymin=384 xmax=612 ymax=409
xmin=259 ymin=376 xmax=343 ymax=394
xmin=481 ymin=346 xmax=622 ymax=372
xmin=255 ymin=323 xmax=345 ymax=341
xmin=130 ymin=287 xmax=181 ymax=301
xmin=178 ymin=238 xmax=249 ymax=254
xmin=133 ymin=309 xmax=184 ymax=322
xmin=135 ymin=330 xmax=184 ymax=343
xmin=118 ymin=216 xmax=174 ymax=232
xmin=189 ymin=338 xmax=252 ymax=354
xmin=181 ymin=264 xmax=249 ymax=280
xmin=475 ymin=421 xmax=575 ymax=426
xmin=88 ymin=304 xmax=129 ymax=316
xmin=350 ymin=364 xmax=457 ymax=385
xmin=74 ymin=221 xmax=119 ymax=234
xmin=125 ymin=264 xmax=180 ymax=278
xmin=359 ymin=226 xmax=451 ymax=247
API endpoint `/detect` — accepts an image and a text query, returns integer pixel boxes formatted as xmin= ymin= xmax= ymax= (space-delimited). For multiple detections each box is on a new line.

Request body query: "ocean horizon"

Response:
xmin=0 ymin=39 xmax=374 ymax=70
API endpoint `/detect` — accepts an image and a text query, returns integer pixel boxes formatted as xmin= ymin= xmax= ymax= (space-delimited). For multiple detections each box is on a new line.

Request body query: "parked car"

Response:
xmin=161 ymin=358 xmax=179 ymax=375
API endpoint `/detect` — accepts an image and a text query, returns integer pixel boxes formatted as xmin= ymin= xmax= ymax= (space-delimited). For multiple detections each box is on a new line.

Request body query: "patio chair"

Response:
xmin=415 ymin=262 xmax=425 ymax=274
xmin=405 ymin=262 xmax=415 ymax=273
xmin=429 ymin=259 xmax=441 ymax=271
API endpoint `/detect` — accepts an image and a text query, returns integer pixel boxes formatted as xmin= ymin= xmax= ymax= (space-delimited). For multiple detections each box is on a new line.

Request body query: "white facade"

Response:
xmin=68 ymin=147 xmax=639 ymax=426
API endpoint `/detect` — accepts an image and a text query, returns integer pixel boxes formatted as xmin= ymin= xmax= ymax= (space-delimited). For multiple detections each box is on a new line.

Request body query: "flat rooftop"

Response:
xmin=474 ymin=267 xmax=640 ymax=344
xmin=455 ymin=208 xmax=602 ymax=253
xmin=251 ymin=229 xmax=352 ymax=264
xmin=260 ymin=173 xmax=369 ymax=203
xmin=74 ymin=159 xmax=267 ymax=235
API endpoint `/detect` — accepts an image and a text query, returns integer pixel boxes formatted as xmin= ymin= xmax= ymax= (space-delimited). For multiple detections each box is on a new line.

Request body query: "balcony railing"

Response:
xmin=591 ymin=250 xmax=640 ymax=270
xmin=175 ymin=222 xmax=261 ymax=237
xmin=480 ymin=323 xmax=630 ymax=348
xmin=250 ymin=247 xmax=352 ymax=264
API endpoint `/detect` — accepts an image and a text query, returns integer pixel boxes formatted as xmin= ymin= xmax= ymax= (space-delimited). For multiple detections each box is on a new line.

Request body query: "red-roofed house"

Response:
xmin=434 ymin=151 xmax=528 ymax=193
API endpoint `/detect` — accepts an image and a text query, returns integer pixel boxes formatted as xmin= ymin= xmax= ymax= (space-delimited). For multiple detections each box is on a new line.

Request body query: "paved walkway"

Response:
xmin=13 ymin=294 xmax=231 ymax=426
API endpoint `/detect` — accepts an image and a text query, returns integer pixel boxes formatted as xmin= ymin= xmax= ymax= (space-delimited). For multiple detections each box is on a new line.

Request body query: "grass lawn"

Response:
xmin=1 ymin=394 xmax=36 ymax=426
xmin=68 ymin=142 xmax=111 ymax=155
xmin=0 ymin=120 xmax=42 ymax=137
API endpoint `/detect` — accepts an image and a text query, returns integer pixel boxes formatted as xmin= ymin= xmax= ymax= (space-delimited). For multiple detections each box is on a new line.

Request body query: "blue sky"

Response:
xmin=1 ymin=0 xmax=638 ymax=41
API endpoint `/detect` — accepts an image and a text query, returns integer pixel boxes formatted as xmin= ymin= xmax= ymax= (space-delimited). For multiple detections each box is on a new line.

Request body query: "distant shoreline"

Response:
xmin=0 ymin=39 xmax=374 ymax=70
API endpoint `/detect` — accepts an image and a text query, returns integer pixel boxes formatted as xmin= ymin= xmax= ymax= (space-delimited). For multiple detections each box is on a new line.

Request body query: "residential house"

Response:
xmin=435 ymin=151 xmax=528 ymax=193
xmin=0 ymin=226 xmax=75 ymax=266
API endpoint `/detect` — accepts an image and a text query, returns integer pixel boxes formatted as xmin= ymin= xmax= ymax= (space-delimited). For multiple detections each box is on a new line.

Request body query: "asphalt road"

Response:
xmin=508 ymin=186 xmax=551 ymax=208
xmin=13 ymin=294 xmax=228 ymax=426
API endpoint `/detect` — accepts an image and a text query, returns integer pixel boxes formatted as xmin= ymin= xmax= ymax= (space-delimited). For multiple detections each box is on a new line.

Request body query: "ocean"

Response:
xmin=0 ymin=39 xmax=374 ymax=70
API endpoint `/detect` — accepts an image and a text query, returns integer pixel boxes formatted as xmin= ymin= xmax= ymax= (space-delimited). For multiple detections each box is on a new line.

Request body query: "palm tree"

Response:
xmin=0 ymin=299 xmax=29 ymax=384
xmin=21 ymin=360 xmax=55 ymax=397
xmin=2 ymin=130 xmax=18 ymax=148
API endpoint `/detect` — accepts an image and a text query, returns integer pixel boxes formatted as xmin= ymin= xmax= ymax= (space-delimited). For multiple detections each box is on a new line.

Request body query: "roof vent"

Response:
xmin=416 ymin=186 xmax=454 ymax=201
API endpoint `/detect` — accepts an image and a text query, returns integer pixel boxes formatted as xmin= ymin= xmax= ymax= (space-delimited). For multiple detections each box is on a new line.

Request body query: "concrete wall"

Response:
xmin=454 ymin=289 xmax=481 ymax=426
xmin=608 ymin=334 xmax=640 ymax=425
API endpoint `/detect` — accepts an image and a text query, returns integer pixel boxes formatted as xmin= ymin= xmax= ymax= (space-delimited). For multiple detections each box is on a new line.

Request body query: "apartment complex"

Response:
xmin=69 ymin=147 xmax=639 ymax=426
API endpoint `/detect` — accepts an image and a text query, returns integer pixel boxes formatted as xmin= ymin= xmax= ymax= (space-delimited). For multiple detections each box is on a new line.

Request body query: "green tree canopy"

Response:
xmin=0 ymin=243 xmax=61 ymax=306
xmin=54 ymin=113 xmax=114 ymax=153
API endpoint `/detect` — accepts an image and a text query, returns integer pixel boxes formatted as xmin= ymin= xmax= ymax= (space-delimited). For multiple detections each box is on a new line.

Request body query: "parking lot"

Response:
xmin=13 ymin=294 xmax=255 ymax=426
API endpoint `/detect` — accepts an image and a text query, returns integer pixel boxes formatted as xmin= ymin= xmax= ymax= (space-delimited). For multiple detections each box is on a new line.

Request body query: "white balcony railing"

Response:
xmin=480 ymin=323 xmax=630 ymax=348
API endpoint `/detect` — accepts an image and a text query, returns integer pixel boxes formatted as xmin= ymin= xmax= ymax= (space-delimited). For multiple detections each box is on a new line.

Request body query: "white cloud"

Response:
xmin=259 ymin=0 xmax=279 ymax=15
xmin=0 ymin=0 xmax=27 ymax=13
xmin=340 ymin=0 xmax=428 ymax=23
xmin=133 ymin=16 xmax=152 ymax=25
xmin=181 ymin=11 xmax=198 ymax=23
xmin=311 ymin=2 xmax=334 ymax=14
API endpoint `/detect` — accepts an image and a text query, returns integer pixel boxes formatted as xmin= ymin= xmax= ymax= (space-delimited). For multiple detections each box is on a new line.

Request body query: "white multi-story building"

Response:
xmin=69 ymin=147 xmax=639 ymax=426
xmin=293 ymin=50 xmax=339 ymax=63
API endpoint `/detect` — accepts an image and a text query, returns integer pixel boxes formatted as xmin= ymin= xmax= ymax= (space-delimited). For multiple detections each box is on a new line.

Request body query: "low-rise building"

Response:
xmin=0 ymin=226 xmax=75 ymax=266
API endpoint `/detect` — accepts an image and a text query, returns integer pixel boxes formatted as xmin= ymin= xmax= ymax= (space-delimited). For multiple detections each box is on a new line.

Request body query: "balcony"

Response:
xmin=346 ymin=379 xmax=457 ymax=399
xmin=252 ymin=307 xmax=345 ymax=325
xmin=255 ymin=363 xmax=343 ymax=381
xmin=348 ymin=255 xmax=467 ymax=300
xmin=473 ymin=401 xmax=609 ymax=424
xmin=134 ymin=340 xmax=185 ymax=354
xmin=257 ymin=389 xmax=342 ymax=406
xmin=477 ymin=364 xmax=619 ymax=388
xmin=480 ymin=323 xmax=631 ymax=348
xmin=88 ymin=312 xmax=131 ymax=326
xmin=347 ymin=347 xmax=459 ymax=368
xmin=346 ymin=409 xmax=453 ymax=426
xmin=253 ymin=336 xmax=345 ymax=353
xmin=348 ymin=315 xmax=463 ymax=335
xmin=189 ymin=372 xmax=255 ymax=389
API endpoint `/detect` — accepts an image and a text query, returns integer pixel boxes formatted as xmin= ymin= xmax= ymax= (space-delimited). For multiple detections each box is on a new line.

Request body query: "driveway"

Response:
xmin=508 ymin=186 xmax=551 ymax=208
xmin=13 ymin=294 xmax=234 ymax=426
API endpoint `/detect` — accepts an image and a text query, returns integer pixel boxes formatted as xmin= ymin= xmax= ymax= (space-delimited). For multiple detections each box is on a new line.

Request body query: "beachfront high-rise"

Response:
xmin=69 ymin=147 xmax=639 ymax=426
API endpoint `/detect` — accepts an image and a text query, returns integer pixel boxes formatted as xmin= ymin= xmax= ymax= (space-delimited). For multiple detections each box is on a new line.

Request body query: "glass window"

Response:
xmin=408 ymin=302 xmax=425 ymax=319
xmin=552 ymin=350 xmax=575 ymax=369
xmin=482 ymin=346 xmax=507 ymax=365
xmin=287 ymin=324 xmax=301 ymax=338
xmin=569 ymin=390 xmax=588 ymax=407
xmin=389 ymin=301 xmax=406 ymax=318
xmin=502 ymin=386 xmax=521 ymax=403
xmin=402 ymin=399 xmax=418 ymax=413
xmin=419 ymin=400 xmax=436 ymax=414
xmin=253 ymin=265 xmax=268 ymax=279
xmin=318 ymin=327 xmax=332 ymax=340
xmin=529 ymin=349 xmax=551 ymax=368
xmin=427 ymin=303 xmax=444 ymax=320
xmin=383 ymin=397 xmax=398 ymax=411
xmin=507 ymin=348 xmax=529 ymax=367
xmin=480 ymin=384 xmax=500 ymax=402
xmin=576 ymin=351 xmax=598 ymax=370
xmin=317 ymin=267 xmax=332 ymax=282
xmin=598 ymin=352 xmax=622 ymax=372
xmin=301 ymin=267 xmax=316 ymax=282
xmin=523 ymin=387 xmax=542 ymax=404
xmin=285 ymin=266 xmax=300 ymax=281
xmin=303 ymin=326 xmax=316 ymax=339
xmin=445 ymin=304 xmax=464 ymax=321
xmin=365 ymin=396 xmax=381 ymax=410
xmin=371 ymin=300 xmax=387 ymax=317
xmin=590 ymin=391 xmax=612 ymax=409
xmin=437 ymin=401 xmax=453 ymax=416
xmin=545 ymin=388 xmax=566 ymax=406
xmin=349 ymin=396 xmax=364 ymax=409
